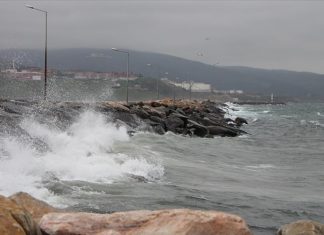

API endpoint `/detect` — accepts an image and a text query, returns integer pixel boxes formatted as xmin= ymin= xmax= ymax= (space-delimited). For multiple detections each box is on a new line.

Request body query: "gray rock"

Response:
xmin=187 ymin=120 xmax=208 ymax=137
xmin=278 ymin=220 xmax=324 ymax=235
xmin=207 ymin=126 xmax=238 ymax=137
xmin=165 ymin=116 xmax=185 ymax=132
xmin=235 ymin=117 xmax=248 ymax=127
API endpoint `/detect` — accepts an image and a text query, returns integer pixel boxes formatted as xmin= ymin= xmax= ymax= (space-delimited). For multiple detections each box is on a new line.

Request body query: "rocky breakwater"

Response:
xmin=0 ymin=98 xmax=247 ymax=138
xmin=96 ymin=99 xmax=248 ymax=137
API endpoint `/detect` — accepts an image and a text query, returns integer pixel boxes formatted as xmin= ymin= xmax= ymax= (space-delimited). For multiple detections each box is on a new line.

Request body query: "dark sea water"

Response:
xmin=0 ymin=101 xmax=323 ymax=234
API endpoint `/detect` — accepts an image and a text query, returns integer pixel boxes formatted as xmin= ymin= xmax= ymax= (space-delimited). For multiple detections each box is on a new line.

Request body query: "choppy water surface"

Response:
xmin=1 ymin=102 xmax=324 ymax=234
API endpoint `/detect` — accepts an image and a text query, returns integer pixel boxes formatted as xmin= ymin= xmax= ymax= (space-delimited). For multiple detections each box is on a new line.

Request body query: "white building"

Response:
xmin=175 ymin=81 xmax=211 ymax=93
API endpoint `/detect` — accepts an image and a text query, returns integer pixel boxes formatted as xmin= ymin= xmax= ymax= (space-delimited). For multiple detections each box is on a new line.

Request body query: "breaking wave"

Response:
xmin=0 ymin=110 xmax=164 ymax=204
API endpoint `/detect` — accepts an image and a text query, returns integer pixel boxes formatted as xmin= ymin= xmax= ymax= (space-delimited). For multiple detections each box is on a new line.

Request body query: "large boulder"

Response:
xmin=0 ymin=195 xmax=41 ymax=235
xmin=130 ymin=106 xmax=151 ymax=119
xmin=143 ymin=105 xmax=165 ymax=118
xmin=99 ymin=101 xmax=130 ymax=113
xmin=235 ymin=117 xmax=248 ymax=127
xmin=40 ymin=209 xmax=252 ymax=235
xmin=9 ymin=192 xmax=61 ymax=223
xmin=278 ymin=220 xmax=324 ymax=235
xmin=207 ymin=126 xmax=239 ymax=137
xmin=150 ymin=101 xmax=162 ymax=107
xmin=165 ymin=115 xmax=185 ymax=133
xmin=187 ymin=120 xmax=208 ymax=137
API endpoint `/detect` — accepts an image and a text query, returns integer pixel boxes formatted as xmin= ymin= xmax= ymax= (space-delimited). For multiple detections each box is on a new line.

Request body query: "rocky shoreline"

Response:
xmin=2 ymin=99 xmax=323 ymax=234
xmin=1 ymin=192 xmax=323 ymax=235
xmin=0 ymin=98 xmax=248 ymax=138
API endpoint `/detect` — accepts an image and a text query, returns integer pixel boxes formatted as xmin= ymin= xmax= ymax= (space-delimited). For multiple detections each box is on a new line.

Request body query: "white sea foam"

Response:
xmin=246 ymin=164 xmax=275 ymax=169
xmin=251 ymin=118 xmax=258 ymax=122
xmin=0 ymin=110 xmax=164 ymax=204
xmin=244 ymin=164 xmax=275 ymax=172
xmin=223 ymin=102 xmax=258 ymax=120
xmin=300 ymin=119 xmax=324 ymax=128
xmin=300 ymin=119 xmax=307 ymax=125
xmin=309 ymin=120 xmax=324 ymax=128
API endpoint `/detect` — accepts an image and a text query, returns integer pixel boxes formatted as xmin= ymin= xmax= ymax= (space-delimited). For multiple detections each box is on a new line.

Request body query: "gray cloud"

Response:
xmin=1 ymin=0 xmax=324 ymax=73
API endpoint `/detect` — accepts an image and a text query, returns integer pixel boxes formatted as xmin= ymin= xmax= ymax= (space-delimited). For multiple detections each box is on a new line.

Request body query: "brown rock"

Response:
xmin=278 ymin=220 xmax=324 ymax=235
xmin=40 ymin=209 xmax=252 ymax=235
xmin=143 ymin=105 xmax=165 ymax=118
xmin=9 ymin=192 xmax=61 ymax=223
xmin=0 ymin=194 xmax=41 ymax=235
xmin=150 ymin=101 xmax=162 ymax=107
xmin=100 ymin=102 xmax=130 ymax=112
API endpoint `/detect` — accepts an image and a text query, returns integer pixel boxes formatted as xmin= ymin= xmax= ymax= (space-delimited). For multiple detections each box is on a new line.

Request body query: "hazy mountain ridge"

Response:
xmin=1 ymin=48 xmax=324 ymax=100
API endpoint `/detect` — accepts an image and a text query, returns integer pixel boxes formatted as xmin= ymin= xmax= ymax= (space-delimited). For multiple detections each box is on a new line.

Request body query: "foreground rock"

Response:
xmin=0 ymin=194 xmax=41 ymax=235
xmin=40 ymin=209 xmax=252 ymax=235
xmin=9 ymin=192 xmax=61 ymax=223
xmin=278 ymin=220 xmax=324 ymax=235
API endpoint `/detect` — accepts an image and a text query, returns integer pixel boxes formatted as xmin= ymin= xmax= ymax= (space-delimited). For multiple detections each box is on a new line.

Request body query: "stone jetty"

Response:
xmin=0 ymin=98 xmax=248 ymax=138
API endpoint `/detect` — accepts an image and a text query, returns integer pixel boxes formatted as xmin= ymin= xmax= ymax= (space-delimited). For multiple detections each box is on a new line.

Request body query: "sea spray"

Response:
xmin=0 ymin=110 xmax=164 ymax=204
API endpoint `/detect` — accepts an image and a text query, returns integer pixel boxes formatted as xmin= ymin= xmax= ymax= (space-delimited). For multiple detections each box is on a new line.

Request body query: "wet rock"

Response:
xmin=152 ymin=124 xmax=166 ymax=135
xmin=39 ymin=209 xmax=252 ymax=235
xmin=130 ymin=106 xmax=150 ymax=119
xmin=112 ymin=112 xmax=139 ymax=128
xmin=207 ymin=126 xmax=239 ymax=137
xmin=278 ymin=220 xmax=324 ymax=235
xmin=9 ymin=192 xmax=60 ymax=223
xmin=149 ymin=115 xmax=165 ymax=125
xmin=199 ymin=117 xmax=220 ymax=127
xmin=235 ymin=117 xmax=248 ymax=127
xmin=187 ymin=120 xmax=208 ymax=137
xmin=165 ymin=115 xmax=185 ymax=133
xmin=143 ymin=105 xmax=165 ymax=118
xmin=171 ymin=112 xmax=189 ymax=122
xmin=176 ymin=108 xmax=186 ymax=116
xmin=224 ymin=118 xmax=235 ymax=123
xmin=0 ymin=194 xmax=41 ymax=235
xmin=0 ymin=99 xmax=247 ymax=138
xmin=98 ymin=102 xmax=130 ymax=113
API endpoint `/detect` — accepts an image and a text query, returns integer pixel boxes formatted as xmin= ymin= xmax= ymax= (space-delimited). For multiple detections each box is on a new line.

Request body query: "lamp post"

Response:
xmin=189 ymin=80 xmax=194 ymax=100
xmin=147 ymin=63 xmax=160 ymax=100
xmin=25 ymin=4 xmax=48 ymax=101
xmin=112 ymin=48 xmax=129 ymax=104
xmin=172 ymin=77 xmax=180 ymax=103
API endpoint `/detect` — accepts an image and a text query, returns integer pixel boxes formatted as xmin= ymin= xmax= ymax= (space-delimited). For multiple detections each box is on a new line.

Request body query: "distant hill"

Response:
xmin=1 ymin=48 xmax=324 ymax=100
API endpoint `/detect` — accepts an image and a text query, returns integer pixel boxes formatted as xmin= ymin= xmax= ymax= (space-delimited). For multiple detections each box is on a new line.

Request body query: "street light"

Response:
xmin=112 ymin=48 xmax=129 ymax=104
xmin=25 ymin=4 xmax=48 ymax=101
xmin=147 ymin=63 xmax=160 ymax=100
xmin=172 ymin=77 xmax=181 ymax=103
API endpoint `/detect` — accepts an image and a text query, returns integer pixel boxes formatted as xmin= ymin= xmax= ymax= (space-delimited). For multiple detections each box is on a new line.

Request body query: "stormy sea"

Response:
xmin=0 ymin=99 xmax=323 ymax=235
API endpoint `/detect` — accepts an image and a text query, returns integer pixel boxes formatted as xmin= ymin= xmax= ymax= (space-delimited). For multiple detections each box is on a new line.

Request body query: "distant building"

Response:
xmin=213 ymin=89 xmax=244 ymax=94
xmin=32 ymin=75 xmax=42 ymax=81
xmin=1 ymin=67 xmax=43 ymax=80
xmin=178 ymin=82 xmax=211 ymax=93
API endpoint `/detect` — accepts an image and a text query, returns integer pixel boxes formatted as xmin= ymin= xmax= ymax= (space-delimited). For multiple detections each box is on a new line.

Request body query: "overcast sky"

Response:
xmin=1 ymin=0 xmax=324 ymax=73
